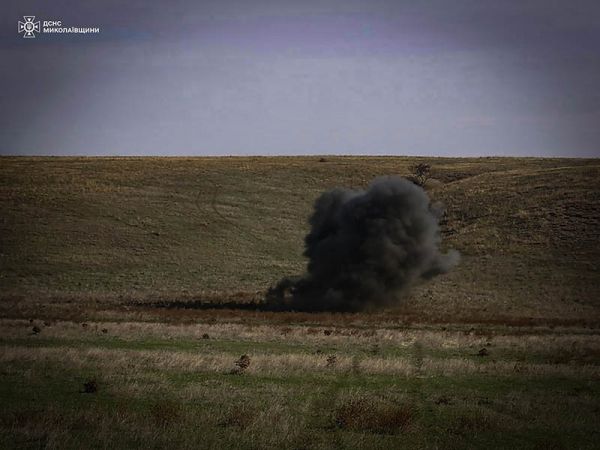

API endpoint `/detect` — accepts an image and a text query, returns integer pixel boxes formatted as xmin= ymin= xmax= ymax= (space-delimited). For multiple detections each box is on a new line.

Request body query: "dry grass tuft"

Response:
xmin=446 ymin=412 xmax=492 ymax=436
xmin=334 ymin=397 xmax=414 ymax=434
xmin=149 ymin=400 xmax=181 ymax=428
xmin=220 ymin=404 xmax=256 ymax=430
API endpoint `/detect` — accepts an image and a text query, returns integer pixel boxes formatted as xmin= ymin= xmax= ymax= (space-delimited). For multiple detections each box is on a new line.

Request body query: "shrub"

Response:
xmin=477 ymin=348 xmax=489 ymax=357
xmin=82 ymin=380 xmax=98 ymax=393
xmin=326 ymin=355 xmax=337 ymax=368
xmin=409 ymin=163 xmax=432 ymax=187
xmin=230 ymin=354 xmax=251 ymax=374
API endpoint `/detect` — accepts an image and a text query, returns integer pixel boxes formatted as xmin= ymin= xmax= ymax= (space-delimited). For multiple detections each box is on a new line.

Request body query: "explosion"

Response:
xmin=268 ymin=176 xmax=459 ymax=311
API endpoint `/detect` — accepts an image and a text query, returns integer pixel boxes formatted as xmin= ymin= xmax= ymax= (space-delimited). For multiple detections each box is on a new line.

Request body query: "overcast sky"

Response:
xmin=1 ymin=0 xmax=599 ymax=157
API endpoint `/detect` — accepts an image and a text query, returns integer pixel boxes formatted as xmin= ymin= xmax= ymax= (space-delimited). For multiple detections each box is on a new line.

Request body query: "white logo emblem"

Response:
xmin=18 ymin=16 xmax=40 ymax=38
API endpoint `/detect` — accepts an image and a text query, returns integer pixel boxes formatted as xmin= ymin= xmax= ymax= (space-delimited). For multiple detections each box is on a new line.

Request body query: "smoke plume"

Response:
xmin=268 ymin=176 xmax=459 ymax=311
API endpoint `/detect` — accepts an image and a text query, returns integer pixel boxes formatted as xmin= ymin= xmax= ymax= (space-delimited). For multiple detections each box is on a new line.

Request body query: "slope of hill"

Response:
xmin=1 ymin=156 xmax=598 ymax=322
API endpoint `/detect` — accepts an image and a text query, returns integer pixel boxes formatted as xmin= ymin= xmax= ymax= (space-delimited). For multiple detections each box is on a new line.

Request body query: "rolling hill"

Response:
xmin=1 ymin=156 xmax=598 ymax=323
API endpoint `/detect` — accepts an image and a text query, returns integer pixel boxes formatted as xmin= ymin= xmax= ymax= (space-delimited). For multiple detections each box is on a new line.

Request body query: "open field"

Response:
xmin=2 ymin=156 xmax=599 ymax=320
xmin=1 ymin=316 xmax=600 ymax=449
xmin=1 ymin=156 xmax=599 ymax=448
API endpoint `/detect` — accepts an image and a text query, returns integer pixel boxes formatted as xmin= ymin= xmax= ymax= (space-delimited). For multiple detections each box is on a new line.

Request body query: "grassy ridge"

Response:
xmin=1 ymin=156 xmax=599 ymax=320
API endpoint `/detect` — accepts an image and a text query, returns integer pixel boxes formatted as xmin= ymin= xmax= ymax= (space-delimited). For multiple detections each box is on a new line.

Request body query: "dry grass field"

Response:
xmin=1 ymin=156 xmax=599 ymax=449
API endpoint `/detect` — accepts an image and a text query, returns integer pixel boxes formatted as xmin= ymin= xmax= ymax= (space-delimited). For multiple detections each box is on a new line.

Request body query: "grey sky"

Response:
xmin=1 ymin=0 xmax=599 ymax=156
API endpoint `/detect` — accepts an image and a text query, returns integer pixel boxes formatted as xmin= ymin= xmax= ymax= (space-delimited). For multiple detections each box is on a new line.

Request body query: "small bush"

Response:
xmin=82 ymin=380 xmax=98 ymax=393
xmin=230 ymin=354 xmax=251 ymax=374
xmin=326 ymin=355 xmax=337 ymax=368
xmin=408 ymin=163 xmax=432 ymax=187
xmin=334 ymin=398 xmax=413 ymax=434
xmin=237 ymin=354 xmax=250 ymax=369
xmin=435 ymin=396 xmax=452 ymax=405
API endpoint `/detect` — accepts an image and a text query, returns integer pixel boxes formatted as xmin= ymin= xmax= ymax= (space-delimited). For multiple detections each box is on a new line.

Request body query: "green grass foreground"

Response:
xmin=1 ymin=318 xmax=599 ymax=449
xmin=1 ymin=156 xmax=599 ymax=448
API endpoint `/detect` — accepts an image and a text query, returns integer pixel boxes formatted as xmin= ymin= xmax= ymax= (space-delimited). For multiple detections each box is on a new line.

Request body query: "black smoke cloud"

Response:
xmin=268 ymin=176 xmax=459 ymax=311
